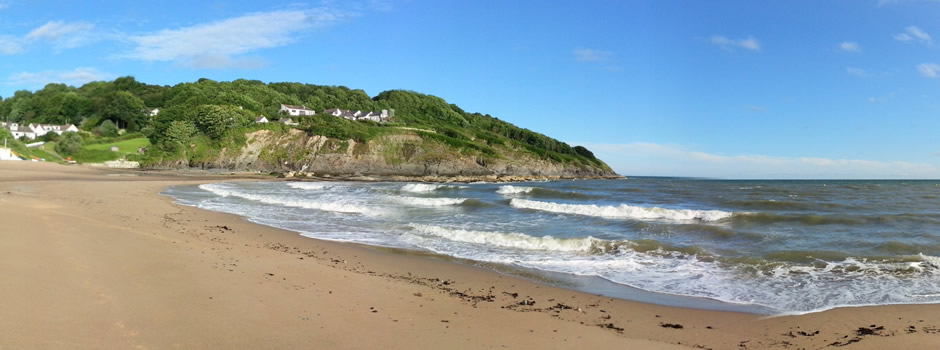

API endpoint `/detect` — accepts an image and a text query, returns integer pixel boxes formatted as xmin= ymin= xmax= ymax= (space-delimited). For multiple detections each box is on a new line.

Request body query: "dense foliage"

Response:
xmin=0 ymin=77 xmax=604 ymax=168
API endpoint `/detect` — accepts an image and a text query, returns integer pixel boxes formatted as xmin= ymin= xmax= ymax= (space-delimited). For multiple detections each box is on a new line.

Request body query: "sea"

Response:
xmin=163 ymin=178 xmax=940 ymax=315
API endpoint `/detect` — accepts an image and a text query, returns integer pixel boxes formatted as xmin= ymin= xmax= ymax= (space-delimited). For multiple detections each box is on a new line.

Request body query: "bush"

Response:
xmin=38 ymin=132 xmax=60 ymax=142
xmin=55 ymin=132 xmax=83 ymax=155
xmin=94 ymin=119 xmax=119 ymax=137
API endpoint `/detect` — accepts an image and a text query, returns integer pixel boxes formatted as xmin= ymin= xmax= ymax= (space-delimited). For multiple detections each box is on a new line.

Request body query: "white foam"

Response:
xmin=510 ymin=198 xmax=733 ymax=222
xmin=287 ymin=182 xmax=343 ymax=190
xmin=395 ymin=197 xmax=467 ymax=206
xmin=408 ymin=224 xmax=600 ymax=252
xmin=496 ymin=185 xmax=534 ymax=194
xmin=401 ymin=183 xmax=453 ymax=192
xmin=199 ymin=183 xmax=374 ymax=215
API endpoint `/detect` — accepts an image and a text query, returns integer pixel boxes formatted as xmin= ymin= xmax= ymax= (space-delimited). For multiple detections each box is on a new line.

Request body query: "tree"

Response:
xmin=55 ymin=132 xmax=83 ymax=155
xmin=194 ymin=105 xmax=252 ymax=139
xmin=162 ymin=120 xmax=197 ymax=151
xmin=102 ymin=91 xmax=146 ymax=131
xmin=94 ymin=119 xmax=119 ymax=137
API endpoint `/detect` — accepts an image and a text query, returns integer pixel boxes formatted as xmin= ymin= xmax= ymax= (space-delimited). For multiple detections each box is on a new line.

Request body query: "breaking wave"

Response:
xmin=287 ymin=182 xmax=344 ymax=191
xmin=509 ymin=199 xmax=733 ymax=222
xmin=408 ymin=224 xmax=605 ymax=252
xmin=395 ymin=197 xmax=467 ymax=206
xmin=199 ymin=183 xmax=373 ymax=214
xmin=400 ymin=183 xmax=466 ymax=193
xmin=496 ymin=185 xmax=534 ymax=194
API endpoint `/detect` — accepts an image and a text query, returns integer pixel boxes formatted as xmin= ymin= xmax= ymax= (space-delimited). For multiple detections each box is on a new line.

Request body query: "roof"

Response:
xmin=281 ymin=104 xmax=314 ymax=111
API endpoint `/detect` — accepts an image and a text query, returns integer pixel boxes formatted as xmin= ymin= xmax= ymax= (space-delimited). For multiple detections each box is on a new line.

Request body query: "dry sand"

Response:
xmin=0 ymin=161 xmax=937 ymax=349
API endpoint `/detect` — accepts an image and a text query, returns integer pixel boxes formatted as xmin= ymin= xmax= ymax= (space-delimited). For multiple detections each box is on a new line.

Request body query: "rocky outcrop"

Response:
xmin=187 ymin=129 xmax=617 ymax=179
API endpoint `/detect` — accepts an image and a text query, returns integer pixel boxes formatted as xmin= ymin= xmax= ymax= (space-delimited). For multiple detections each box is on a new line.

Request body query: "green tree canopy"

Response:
xmin=54 ymin=132 xmax=83 ymax=155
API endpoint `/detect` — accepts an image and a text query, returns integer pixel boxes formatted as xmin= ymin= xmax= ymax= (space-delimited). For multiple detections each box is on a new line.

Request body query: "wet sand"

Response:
xmin=1 ymin=161 xmax=937 ymax=349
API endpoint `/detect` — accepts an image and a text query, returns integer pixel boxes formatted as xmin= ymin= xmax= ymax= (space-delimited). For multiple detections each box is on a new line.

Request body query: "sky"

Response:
xmin=1 ymin=0 xmax=939 ymax=179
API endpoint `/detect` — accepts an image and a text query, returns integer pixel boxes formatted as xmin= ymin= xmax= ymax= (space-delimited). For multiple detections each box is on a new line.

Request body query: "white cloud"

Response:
xmin=880 ymin=0 xmax=940 ymax=7
xmin=868 ymin=92 xmax=895 ymax=103
xmin=846 ymin=66 xmax=867 ymax=77
xmin=839 ymin=41 xmax=861 ymax=53
xmin=123 ymin=9 xmax=345 ymax=69
xmin=0 ymin=3 xmax=8 ymax=11
xmin=576 ymin=142 xmax=940 ymax=179
xmin=25 ymin=20 xmax=97 ymax=49
xmin=710 ymin=35 xmax=760 ymax=51
xmin=0 ymin=35 xmax=23 ymax=55
xmin=917 ymin=63 xmax=940 ymax=78
xmin=747 ymin=105 xmax=766 ymax=112
xmin=573 ymin=48 xmax=612 ymax=62
xmin=895 ymin=26 xmax=932 ymax=45
xmin=6 ymin=67 xmax=114 ymax=87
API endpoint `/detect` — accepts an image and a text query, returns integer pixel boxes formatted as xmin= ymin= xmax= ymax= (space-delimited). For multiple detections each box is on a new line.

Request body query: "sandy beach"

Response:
xmin=1 ymin=161 xmax=937 ymax=349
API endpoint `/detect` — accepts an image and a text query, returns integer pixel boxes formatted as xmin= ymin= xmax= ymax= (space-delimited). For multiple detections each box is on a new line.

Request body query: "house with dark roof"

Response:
xmin=322 ymin=108 xmax=390 ymax=122
xmin=279 ymin=104 xmax=315 ymax=116
xmin=1 ymin=122 xmax=78 ymax=140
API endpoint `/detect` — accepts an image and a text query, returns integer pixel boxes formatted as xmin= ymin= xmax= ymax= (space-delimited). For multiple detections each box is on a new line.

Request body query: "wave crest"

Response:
xmin=408 ymin=224 xmax=607 ymax=252
xmin=199 ymin=183 xmax=373 ymax=214
xmin=509 ymin=199 xmax=733 ymax=222
xmin=396 ymin=197 xmax=467 ymax=206
xmin=400 ymin=183 xmax=465 ymax=193
xmin=287 ymin=182 xmax=343 ymax=190
xmin=496 ymin=185 xmax=534 ymax=194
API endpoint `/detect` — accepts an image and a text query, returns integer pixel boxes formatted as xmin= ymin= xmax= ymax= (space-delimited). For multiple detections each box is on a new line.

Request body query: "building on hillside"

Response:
xmin=150 ymin=108 xmax=160 ymax=117
xmin=322 ymin=108 xmax=343 ymax=117
xmin=255 ymin=115 xmax=269 ymax=123
xmin=323 ymin=108 xmax=390 ymax=122
xmin=280 ymin=118 xmax=299 ymax=126
xmin=1 ymin=122 xmax=78 ymax=140
xmin=279 ymin=104 xmax=316 ymax=116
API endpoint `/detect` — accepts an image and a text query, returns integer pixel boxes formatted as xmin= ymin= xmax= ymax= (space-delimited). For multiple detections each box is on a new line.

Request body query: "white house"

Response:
xmin=322 ymin=108 xmax=389 ymax=122
xmin=322 ymin=108 xmax=343 ymax=117
xmin=279 ymin=104 xmax=316 ymax=116
xmin=150 ymin=108 xmax=160 ymax=117
xmin=255 ymin=115 xmax=269 ymax=123
xmin=9 ymin=125 xmax=36 ymax=140
xmin=1 ymin=122 xmax=78 ymax=140
xmin=280 ymin=118 xmax=299 ymax=126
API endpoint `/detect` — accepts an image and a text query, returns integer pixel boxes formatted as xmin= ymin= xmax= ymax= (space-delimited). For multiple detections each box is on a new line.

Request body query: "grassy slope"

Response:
xmin=75 ymin=137 xmax=151 ymax=163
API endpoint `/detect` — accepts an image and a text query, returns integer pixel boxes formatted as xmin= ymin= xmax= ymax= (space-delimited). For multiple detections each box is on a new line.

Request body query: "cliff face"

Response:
xmin=193 ymin=129 xmax=616 ymax=178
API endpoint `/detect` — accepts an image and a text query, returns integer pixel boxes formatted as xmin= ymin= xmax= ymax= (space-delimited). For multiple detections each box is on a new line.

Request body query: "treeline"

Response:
xmin=0 ymin=77 xmax=600 ymax=165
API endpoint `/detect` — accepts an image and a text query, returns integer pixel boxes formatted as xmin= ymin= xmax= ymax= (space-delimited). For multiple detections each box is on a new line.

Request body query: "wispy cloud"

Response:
xmin=838 ymin=41 xmax=861 ymax=53
xmin=577 ymin=142 xmax=940 ymax=179
xmin=710 ymin=35 xmax=761 ymax=51
xmin=894 ymin=26 xmax=932 ymax=45
xmin=747 ymin=105 xmax=766 ymax=112
xmin=868 ymin=92 xmax=895 ymax=103
xmin=846 ymin=66 xmax=867 ymax=77
xmin=0 ymin=35 xmax=23 ymax=55
xmin=917 ymin=63 xmax=940 ymax=78
xmin=0 ymin=3 xmax=8 ymax=11
xmin=25 ymin=20 xmax=98 ymax=50
xmin=573 ymin=48 xmax=612 ymax=62
xmin=123 ymin=9 xmax=347 ymax=69
xmin=879 ymin=0 xmax=940 ymax=6
xmin=6 ymin=67 xmax=115 ymax=87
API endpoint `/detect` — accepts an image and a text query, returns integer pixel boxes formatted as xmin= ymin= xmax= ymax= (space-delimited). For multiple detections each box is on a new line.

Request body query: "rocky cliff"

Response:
xmin=191 ymin=129 xmax=617 ymax=180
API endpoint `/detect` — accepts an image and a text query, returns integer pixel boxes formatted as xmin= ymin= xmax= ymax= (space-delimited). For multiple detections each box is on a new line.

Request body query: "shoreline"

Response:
xmin=2 ymin=161 xmax=938 ymax=349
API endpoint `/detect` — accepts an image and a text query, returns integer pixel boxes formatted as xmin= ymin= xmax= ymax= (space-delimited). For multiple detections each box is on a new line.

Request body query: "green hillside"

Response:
xmin=0 ymin=77 xmax=611 ymax=173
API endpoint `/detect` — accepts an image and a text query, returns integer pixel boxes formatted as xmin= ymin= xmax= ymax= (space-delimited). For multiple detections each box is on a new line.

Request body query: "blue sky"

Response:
xmin=1 ymin=0 xmax=939 ymax=178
